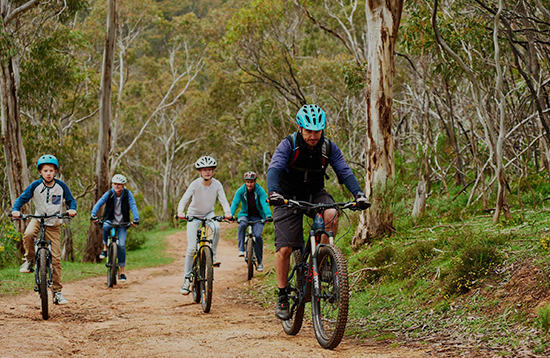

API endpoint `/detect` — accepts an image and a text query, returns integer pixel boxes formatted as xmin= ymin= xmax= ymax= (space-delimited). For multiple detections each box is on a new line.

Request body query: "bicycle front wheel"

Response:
xmin=311 ymin=244 xmax=349 ymax=349
xmin=200 ymin=246 xmax=214 ymax=313
xmin=282 ymin=250 xmax=305 ymax=335
xmin=246 ymin=236 xmax=254 ymax=280
xmin=38 ymin=250 xmax=49 ymax=320
xmin=192 ymin=256 xmax=200 ymax=303
xmin=107 ymin=243 xmax=118 ymax=288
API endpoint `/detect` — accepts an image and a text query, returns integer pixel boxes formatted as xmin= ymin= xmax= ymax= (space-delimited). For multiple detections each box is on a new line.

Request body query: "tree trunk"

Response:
xmin=1 ymin=54 xmax=30 ymax=254
xmin=353 ymin=0 xmax=403 ymax=246
xmin=83 ymin=0 xmax=116 ymax=262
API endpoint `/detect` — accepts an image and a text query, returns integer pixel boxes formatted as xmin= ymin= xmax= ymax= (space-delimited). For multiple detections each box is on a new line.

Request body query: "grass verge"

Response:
xmin=0 ymin=227 xmax=178 ymax=296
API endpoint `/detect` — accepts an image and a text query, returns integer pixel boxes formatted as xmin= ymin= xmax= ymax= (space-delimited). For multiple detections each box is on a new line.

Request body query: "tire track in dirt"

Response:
xmin=0 ymin=224 xmax=427 ymax=357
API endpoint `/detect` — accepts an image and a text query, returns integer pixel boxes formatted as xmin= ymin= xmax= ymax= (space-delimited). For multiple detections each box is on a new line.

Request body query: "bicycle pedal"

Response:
xmin=34 ymin=286 xmax=39 ymax=292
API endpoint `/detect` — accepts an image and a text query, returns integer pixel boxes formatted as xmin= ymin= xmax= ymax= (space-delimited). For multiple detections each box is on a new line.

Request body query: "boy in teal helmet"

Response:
xmin=12 ymin=155 xmax=77 ymax=305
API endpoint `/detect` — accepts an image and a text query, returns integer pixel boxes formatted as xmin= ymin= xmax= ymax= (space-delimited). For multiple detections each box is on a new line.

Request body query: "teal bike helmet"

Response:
xmin=296 ymin=104 xmax=326 ymax=131
xmin=37 ymin=154 xmax=59 ymax=170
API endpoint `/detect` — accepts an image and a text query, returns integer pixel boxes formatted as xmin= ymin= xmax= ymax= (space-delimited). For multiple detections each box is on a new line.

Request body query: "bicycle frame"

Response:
xmin=34 ymin=218 xmax=53 ymax=292
xmin=287 ymin=213 xmax=333 ymax=310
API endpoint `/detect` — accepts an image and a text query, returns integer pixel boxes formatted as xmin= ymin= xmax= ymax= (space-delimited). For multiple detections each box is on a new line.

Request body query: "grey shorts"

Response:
xmin=273 ymin=190 xmax=335 ymax=251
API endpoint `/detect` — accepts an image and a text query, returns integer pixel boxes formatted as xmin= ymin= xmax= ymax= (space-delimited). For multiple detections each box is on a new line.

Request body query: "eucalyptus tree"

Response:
xmin=1 ymin=0 xmax=85 ymax=211
xmin=294 ymin=0 xmax=403 ymax=243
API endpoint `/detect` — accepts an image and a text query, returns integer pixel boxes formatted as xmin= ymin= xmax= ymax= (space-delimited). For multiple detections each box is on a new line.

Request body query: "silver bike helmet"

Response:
xmin=111 ymin=174 xmax=127 ymax=184
xmin=195 ymin=156 xmax=217 ymax=169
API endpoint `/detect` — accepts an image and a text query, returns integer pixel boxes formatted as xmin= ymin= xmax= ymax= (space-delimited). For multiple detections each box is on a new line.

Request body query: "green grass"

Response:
xmin=245 ymin=177 xmax=550 ymax=356
xmin=0 ymin=227 xmax=177 ymax=296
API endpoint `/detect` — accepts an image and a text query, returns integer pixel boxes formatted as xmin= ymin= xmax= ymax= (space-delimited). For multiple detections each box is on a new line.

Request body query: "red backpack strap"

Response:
xmin=285 ymin=132 xmax=300 ymax=167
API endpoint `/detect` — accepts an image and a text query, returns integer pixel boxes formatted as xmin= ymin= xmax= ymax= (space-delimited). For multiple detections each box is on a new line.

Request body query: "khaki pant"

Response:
xmin=23 ymin=219 xmax=62 ymax=292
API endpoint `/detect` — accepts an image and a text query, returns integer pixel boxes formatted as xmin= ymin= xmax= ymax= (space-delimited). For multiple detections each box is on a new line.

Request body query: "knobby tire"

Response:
xmin=38 ymin=250 xmax=49 ymax=320
xmin=200 ymin=246 xmax=214 ymax=313
xmin=282 ymin=250 xmax=306 ymax=335
xmin=192 ymin=256 xmax=200 ymax=303
xmin=107 ymin=243 xmax=118 ymax=288
xmin=311 ymin=244 xmax=349 ymax=349
xmin=246 ymin=236 xmax=254 ymax=280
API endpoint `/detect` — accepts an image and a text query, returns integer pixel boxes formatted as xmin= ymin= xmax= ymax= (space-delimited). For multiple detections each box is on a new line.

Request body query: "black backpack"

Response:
xmin=285 ymin=132 xmax=332 ymax=170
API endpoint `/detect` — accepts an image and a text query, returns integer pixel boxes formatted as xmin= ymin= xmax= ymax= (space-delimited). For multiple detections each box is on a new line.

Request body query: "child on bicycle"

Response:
xmin=177 ymin=156 xmax=232 ymax=295
xmin=11 ymin=155 xmax=77 ymax=305
xmin=90 ymin=174 xmax=140 ymax=282
xmin=230 ymin=171 xmax=272 ymax=272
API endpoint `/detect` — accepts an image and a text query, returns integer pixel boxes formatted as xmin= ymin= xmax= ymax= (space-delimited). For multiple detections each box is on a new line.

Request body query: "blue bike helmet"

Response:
xmin=296 ymin=104 xmax=326 ymax=131
xmin=37 ymin=154 xmax=59 ymax=170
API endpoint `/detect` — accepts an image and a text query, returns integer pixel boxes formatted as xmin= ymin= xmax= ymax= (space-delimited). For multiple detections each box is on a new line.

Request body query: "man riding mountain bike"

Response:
xmin=266 ymin=104 xmax=370 ymax=320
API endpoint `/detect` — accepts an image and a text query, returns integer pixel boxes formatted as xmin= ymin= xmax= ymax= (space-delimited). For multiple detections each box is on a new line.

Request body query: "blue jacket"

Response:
xmin=230 ymin=184 xmax=272 ymax=220
xmin=91 ymin=188 xmax=139 ymax=222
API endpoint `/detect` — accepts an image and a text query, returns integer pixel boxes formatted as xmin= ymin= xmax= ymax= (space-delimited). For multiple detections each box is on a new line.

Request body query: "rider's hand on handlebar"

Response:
xmin=354 ymin=192 xmax=371 ymax=210
xmin=177 ymin=212 xmax=186 ymax=220
xmin=67 ymin=209 xmax=77 ymax=217
xmin=266 ymin=216 xmax=274 ymax=222
xmin=132 ymin=220 xmax=140 ymax=226
xmin=90 ymin=215 xmax=99 ymax=222
xmin=224 ymin=214 xmax=233 ymax=221
xmin=11 ymin=211 xmax=21 ymax=219
xmin=268 ymin=191 xmax=285 ymax=206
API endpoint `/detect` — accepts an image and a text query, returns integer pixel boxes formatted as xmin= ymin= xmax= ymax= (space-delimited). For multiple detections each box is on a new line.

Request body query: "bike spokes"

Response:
xmin=312 ymin=245 xmax=349 ymax=349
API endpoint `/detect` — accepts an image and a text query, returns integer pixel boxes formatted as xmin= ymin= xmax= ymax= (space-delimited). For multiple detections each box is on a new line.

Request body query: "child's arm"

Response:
xmin=91 ymin=190 xmax=111 ymax=219
xmin=58 ymin=181 xmax=77 ymax=216
xmin=127 ymin=190 xmax=140 ymax=222
xmin=230 ymin=186 xmax=243 ymax=218
xmin=216 ymin=183 xmax=232 ymax=218
xmin=11 ymin=181 xmax=39 ymax=217
xmin=177 ymin=184 xmax=195 ymax=218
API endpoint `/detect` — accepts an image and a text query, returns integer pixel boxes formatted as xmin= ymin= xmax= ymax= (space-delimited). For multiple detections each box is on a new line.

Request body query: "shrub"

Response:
xmin=365 ymin=245 xmax=396 ymax=282
xmin=443 ymin=244 xmax=502 ymax=297
xmin=0 ymin=222 xmax=22 ymax=269
xmin=126 ymin=231 xmax=147 ymax=251
xmin=537 ymin=304 xmax=550 ymax=336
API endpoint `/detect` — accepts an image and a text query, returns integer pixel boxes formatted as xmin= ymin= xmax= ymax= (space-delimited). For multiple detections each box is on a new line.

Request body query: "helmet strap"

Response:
xmin=41 ymin=175 xmax=55 ymax=185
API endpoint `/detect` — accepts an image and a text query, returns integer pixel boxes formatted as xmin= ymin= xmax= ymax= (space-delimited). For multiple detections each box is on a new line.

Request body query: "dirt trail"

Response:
xmin=0 ymin=224 xmax=427 ymax=357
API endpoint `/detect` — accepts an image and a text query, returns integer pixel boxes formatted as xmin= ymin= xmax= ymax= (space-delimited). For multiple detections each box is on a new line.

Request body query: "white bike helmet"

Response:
xmin=195 ymin=156 xmax=217 ymax=169
xmin=111 ymin=174 xmax=127 ymax=184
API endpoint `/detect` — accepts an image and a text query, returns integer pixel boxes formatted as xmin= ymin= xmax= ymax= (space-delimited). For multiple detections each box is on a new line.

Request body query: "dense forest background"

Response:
xmin=3 ymin=0 xmax=550 ymax=354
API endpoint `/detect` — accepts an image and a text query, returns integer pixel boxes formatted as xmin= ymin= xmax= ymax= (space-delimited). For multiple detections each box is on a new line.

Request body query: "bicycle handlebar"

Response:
xmin=175 ymin=215 xmax=233 ymax=223
xmin=95 ymin=220 xmax=133 ymax=228
xmin=9 ymin=212 xmax=73 ymax=220
xmin=236 ymin=218 xmax=272 ymax=225
xmin=280 ymin=199 xmax=363 ymax=212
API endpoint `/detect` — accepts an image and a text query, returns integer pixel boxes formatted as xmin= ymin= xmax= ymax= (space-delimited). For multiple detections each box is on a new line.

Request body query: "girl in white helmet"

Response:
xmin=177 ymin=156 xmax=232 ymax=295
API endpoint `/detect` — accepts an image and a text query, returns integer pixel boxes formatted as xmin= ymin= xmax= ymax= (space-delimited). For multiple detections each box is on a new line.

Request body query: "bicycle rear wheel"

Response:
xmin=282 ymin=250 xmax=305 ymax=335
xmin=246 ymin=236 xmax=254 ymax=280
xmin=38 ymin=250 xmax=49 ymax=320
xmin=311 ymin=244 xmax=349 ymax=349
xmin=200 ymin=246 xmax=214 ymax=313
xmin=107 ymin=243 xmax=118 ymax=288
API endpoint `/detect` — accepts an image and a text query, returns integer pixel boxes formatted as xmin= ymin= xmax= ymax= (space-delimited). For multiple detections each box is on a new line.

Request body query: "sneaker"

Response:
xmin=213 ymin=256 xmax=221 ymax=267
xmin=119 ymin=274 xmax=127 ymax=282
xmin=180 ymin=278 xmax=191 ymax=295
xmin=99 ymin=250 xmax=107 ymax=259
xmin=257 ymin=263 xmax=264 ymax=272
xmin=238 ymin=251 xmax=245 ymax=257
xmin=53 ymin=292 xmax=68 ymax=305
xmin=275 ymin=295 xmax=291 ymax=320
xmin=19 ymin=261 xmax=33 ymax=273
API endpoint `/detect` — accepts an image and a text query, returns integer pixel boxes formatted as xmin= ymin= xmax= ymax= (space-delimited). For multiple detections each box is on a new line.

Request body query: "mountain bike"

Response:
xmin=183 ymin=216 xmax=230 ymax=313
xmin=278 ymin=199 xmax=366 ymax=349
xmin=237 ymin=217 xmax=272 ymax=280
xmin=10 ymin=212 xmax=72 ymax=320
xmin=96 ymin=220 xmax=132 ymax=287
